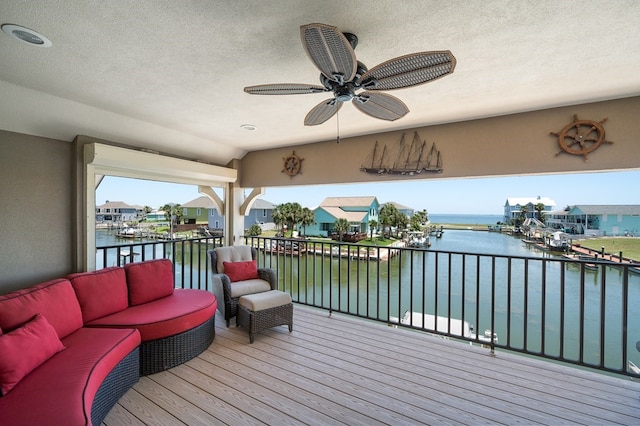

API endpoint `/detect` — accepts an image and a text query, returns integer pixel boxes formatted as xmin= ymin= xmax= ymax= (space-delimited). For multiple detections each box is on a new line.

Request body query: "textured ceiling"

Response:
xmin=1 ymin=1 xmax=639 ymax=165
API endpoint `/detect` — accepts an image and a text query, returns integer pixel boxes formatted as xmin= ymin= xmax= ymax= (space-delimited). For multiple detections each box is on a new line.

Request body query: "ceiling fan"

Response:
xmin=244 ymin=23 xmax=456 ymax=126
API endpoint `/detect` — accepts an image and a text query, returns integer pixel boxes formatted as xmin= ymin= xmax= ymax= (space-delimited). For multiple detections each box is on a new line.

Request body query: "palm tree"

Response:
xmin=285 ymin=202 xmax=303 ymax=236
xmin=272 ymin=204 xmax=286 ymax=236
xmin=140 ymin=205 xmax=153 ymax=222
xmin=272 ymin=202 xmax=305 ymax=237
xmin=379 ymin=203 xmax=399 ymax=238
xmin=299 ymin=207 xmax=315 ymax=237
xmin=334 ymin=218 xmax=349 ymax=242
xmin=368 ymin=219 xmax=378 ymax=240
xmin=411 ymin=210 xmax=427 ymax=230
xmin=160 ymin=203 xmax=182 ymax=226
xmin=513 ymin=205 xmax=527 ymax=227
xmin=394 ymin=212 xmax=409 ymax=236
xmin=535 ymin=203 xmax=545 ymax=220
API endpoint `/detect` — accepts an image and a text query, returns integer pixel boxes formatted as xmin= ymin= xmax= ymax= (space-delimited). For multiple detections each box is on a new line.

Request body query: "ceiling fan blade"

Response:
xmin=244 ymin=83 xmax=327 ymax=95
xmin=353 ymin=92 xmax=409 ymax=121
xmin=361 ymin=51 xmax=456 ymax=91
xmin=304 ymin=98 xmax=342 ymax=126
xmin=300 ymin=23 xmax=357 ymax=83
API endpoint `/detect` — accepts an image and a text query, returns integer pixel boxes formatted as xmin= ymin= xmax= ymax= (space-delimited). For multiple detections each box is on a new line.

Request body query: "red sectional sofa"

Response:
xmin=0 ymin=259 xmax=217 ymax=426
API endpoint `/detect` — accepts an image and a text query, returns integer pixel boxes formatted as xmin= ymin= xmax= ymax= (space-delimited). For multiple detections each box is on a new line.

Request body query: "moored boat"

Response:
xmin=407 ymin=231 xmax=430 ymax=248
xmin=389 ymin=310 xmax=498 ymax=345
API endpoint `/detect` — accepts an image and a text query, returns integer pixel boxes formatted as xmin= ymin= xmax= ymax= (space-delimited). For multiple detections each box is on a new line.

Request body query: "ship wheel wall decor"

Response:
xmin=550 ymin=114 xmax=613 ymax=162
xmin=282 ymin=151 xmax=303 ymax=177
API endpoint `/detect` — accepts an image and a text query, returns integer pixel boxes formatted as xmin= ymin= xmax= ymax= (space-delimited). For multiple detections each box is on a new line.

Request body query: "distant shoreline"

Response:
xmin=428 ymin=214 xmax=502 ymax=226
xmin=430 ymin=223 xmax=492 ymax=231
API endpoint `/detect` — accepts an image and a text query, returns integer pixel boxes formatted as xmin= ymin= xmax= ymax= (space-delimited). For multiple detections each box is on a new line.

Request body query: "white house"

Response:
xmin=504 ymin=196 xmax=556 ymax=222
xmin=96 ymin=201 xmax=143 ymax=224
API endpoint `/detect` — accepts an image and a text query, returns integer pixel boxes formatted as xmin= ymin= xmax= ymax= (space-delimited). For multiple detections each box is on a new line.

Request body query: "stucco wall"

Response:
xmin=239 ymin=96 xmax=640 ymax=188
xmin=0 ymin=130 xmax=74 ymax=292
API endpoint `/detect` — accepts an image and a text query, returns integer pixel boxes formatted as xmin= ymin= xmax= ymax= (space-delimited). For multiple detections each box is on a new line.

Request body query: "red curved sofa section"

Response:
xmin=0 ymin=259 xmax=217 ymax=425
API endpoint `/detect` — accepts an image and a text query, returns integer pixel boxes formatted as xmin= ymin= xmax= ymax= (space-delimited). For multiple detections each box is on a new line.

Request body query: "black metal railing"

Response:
xmin=97 ymin=235 xmax=640 ymax=377
xmin=245 ymin=236 xmax=640 ymax=378
xmin=96 ymin=236 xmax=223 ymax=291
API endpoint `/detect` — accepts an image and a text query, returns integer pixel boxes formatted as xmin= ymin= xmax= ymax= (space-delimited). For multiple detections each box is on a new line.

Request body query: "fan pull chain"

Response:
xmin=336 ymin=110 xmax=340 ymax=144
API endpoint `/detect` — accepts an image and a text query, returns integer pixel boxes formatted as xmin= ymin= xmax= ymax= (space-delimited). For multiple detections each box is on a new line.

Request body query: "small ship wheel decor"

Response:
xmin=282 ymin=151 xmax=303 ymax=176
xmin=550 ymin=114 xmax=613 ymax=162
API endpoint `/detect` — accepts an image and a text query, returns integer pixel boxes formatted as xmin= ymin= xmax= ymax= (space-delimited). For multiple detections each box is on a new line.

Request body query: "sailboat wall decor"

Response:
xmin=360 ymin=132 xmax=443 ymax=176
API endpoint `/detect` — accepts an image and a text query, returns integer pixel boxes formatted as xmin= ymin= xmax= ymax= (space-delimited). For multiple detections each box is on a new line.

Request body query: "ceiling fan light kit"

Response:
xmin=244 ymin=23 xmax=455 ymax=126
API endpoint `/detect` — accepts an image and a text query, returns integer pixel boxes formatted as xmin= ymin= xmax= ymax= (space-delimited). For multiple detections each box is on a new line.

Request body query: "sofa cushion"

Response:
xmin=68 ymin=267 xmax=129 ymax=323
xmin=86 ymin=289 xmax=217 ymax=342
xmin=124 ymin=259 xmax=175 ymax=306
xmin=229 ymin=278 xmax=272 ymax=299
xmin=0 ymin=279 xmax=83 ymax=339
xmin=223 ymin=260 xmax=259 ymax=282
xmin=214 ymin=245 xmax=253 ymax=274
xmin=0 ymin=314 xmax=65 ymax=396
xmin=0 ymin=327 xmax=140 ymax=426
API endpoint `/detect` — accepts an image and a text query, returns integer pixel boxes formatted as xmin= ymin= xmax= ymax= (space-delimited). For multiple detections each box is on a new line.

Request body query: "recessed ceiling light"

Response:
xmin=1 ymin=24 xmax=52 ymax=47
xmin=241 ymin=124 xmax=256 ymax=131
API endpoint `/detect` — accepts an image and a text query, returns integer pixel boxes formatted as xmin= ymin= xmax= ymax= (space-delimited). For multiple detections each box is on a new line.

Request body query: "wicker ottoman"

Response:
xmin=237 ymin=290 xmax=293 ymax=343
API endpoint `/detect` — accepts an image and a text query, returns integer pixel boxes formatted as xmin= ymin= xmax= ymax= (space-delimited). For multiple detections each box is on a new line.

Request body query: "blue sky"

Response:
xmin=96 ymin=170 xmax=640 ymax=215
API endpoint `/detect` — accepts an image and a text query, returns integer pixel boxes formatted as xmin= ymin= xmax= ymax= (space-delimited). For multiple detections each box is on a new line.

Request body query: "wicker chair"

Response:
xmin=208 ymin=246 xmax=276 ymax=326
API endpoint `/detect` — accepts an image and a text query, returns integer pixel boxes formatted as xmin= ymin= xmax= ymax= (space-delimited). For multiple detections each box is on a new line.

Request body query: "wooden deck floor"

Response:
xmin=104 ymin=305 xmax=640 ymax=425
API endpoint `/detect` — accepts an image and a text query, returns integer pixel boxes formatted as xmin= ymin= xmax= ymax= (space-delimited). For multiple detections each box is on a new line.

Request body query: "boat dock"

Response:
xmin=567 ymin=244 xmax=640 ymax=273
xmin=264 ymin=240 xmax=405 ymax=261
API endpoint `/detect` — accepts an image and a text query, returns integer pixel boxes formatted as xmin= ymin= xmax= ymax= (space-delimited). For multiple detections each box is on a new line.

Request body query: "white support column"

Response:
xmin=225 ymin=182 xmax=246 ymax=246
xmin=84 ymin=161 xmax=97 ymax=271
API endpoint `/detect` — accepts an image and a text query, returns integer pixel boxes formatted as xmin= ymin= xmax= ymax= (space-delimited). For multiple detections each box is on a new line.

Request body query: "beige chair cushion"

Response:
xmin=229 ymin=279 xmax=272 ymax=299
xmin=214 ymin=245 xmax=253 ymax=274
xmin=239 ymin=290 xmax=292 ymax=312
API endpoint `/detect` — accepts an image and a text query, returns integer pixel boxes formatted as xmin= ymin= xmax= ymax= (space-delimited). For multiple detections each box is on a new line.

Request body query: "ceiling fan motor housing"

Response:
xmin=335 ymin=83 xmax=356 ymax=102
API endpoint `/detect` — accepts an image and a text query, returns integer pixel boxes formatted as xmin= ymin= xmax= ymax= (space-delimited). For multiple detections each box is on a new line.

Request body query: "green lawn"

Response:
xmin=577 ymin=237 xmax=640 ymax=262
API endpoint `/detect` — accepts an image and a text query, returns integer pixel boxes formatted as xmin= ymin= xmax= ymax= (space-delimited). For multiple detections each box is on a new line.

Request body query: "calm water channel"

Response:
xmin=96 ymin=228 xmax=640 ymax=373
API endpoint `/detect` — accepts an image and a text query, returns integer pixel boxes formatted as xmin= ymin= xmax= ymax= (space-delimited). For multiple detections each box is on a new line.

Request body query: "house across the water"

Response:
xmin=545 ymin=205 xmax=640 ymax=236
xmin=503 ymin=196 xmax=556 ymax=222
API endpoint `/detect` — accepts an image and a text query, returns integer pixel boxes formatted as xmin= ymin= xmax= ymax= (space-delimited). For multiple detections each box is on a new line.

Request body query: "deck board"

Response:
xmin=104 ymin=305 xmax=640 ymax=425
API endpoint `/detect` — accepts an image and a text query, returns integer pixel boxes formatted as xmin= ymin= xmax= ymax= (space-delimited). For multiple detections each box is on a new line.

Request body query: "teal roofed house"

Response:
xmin=560 ymin=205 xmax=640 ymax=236
xmin=306 ymin=196 xmax=380 ymax=237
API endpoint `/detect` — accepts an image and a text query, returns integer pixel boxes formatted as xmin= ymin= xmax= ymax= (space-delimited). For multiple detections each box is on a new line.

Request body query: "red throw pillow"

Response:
xmin=125 ymin=259 xmax=175 ymax=306
xmin=0 ymin=314 xmax=65 ymax=396
xmin=68 ymin=267 xmax=129 ymax=323
xmin=223 ymin=260 xmax=259 ymax=282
